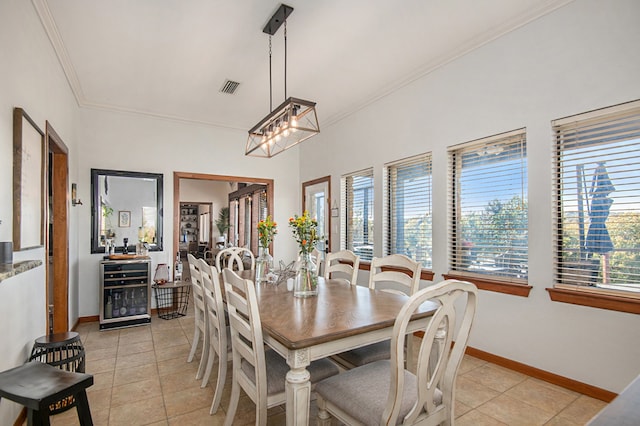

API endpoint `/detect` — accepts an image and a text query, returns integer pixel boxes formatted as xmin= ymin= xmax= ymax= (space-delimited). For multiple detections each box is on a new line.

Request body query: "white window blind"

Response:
xmin=552 ymin=100 xmax=640 ymax=295
xmin=341 ymin=168 xmax=374 ymax=261
xmin=448 ymin=129 xmax=528 ymax=281
xmin=384 ymin=153 xmax=432 ymax=268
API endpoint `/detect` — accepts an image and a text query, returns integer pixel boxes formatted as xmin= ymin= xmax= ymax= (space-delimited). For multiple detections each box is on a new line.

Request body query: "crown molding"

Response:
xmin=33 ymin=0 xmax=575 ymax=131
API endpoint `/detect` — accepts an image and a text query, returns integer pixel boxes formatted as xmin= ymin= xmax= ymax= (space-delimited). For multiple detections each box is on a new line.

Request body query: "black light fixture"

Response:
xmin=245 ymin=4 xmax=320 ymax=158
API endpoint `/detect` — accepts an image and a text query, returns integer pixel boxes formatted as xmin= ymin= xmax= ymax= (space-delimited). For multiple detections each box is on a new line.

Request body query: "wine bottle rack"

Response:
xmin=99 ymin=258 xmax=151 ymax=330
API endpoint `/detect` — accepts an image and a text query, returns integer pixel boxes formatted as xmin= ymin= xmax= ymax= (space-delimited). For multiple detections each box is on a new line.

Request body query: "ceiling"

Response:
xmin=34 ymin=0 xmax=573 ymax=132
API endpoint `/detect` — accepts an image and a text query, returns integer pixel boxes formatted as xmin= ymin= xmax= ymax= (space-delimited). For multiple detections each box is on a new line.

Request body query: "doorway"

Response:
xmin=173 ymin=172 xmax=274 ymax=260
xmin=302 ymin=175 xmax=331 ymax=254
xmin=46 ymin=122 xmax=69 ymax=333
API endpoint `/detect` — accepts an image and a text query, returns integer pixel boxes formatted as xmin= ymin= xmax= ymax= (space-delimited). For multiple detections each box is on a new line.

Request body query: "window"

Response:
xmin=552 ymin=100 xmax=640 ymax=302
xmin=384 ymin=153 xmax=433 ymax=268
xmin=448 ymin=129 xmax=528 ymax=283
xmin=341 ymin=168 xmax=374 ymax=261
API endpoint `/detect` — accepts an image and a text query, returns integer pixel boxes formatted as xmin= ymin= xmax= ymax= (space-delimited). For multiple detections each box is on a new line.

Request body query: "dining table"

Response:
xmin=233 ymin=270 xmax=438 ymax=426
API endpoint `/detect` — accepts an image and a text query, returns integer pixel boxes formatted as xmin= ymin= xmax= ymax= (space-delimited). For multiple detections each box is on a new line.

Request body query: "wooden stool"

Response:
xmin=0 ymin=362 xmax=93 ymax=426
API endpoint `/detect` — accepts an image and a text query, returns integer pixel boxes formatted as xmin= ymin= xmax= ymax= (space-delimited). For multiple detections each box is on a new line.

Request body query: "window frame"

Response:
xmin=548 ymin=99 xmax=640 ymax=314
xmin=383 ymin=153 xmax=433 ymax=270
xmin=341 ymin=168 xmax=375 ymax=262
xmin=447 ymin=128 xmax=531 ymax=297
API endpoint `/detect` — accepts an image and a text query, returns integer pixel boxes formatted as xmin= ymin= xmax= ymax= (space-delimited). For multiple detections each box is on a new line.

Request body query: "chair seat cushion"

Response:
xmin=335 ymin=340 xmax=390 ymax=367
xmin=315 ymin=359 xmax=442 ymax=425
xmin=242 ymin=350 xmax=339 ymax=396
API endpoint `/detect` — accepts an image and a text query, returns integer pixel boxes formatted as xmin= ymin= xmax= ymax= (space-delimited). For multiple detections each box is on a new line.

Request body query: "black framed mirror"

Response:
xmin=91 ymin=169 xmax=164 ymax=254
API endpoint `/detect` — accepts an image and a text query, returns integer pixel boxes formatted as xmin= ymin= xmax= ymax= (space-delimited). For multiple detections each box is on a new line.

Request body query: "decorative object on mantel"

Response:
xmin=289 ymin=211 xmax=322 ymax=297
xmin=255 ymin=215 xmax=277 ymax=283
xmin=245 ymin=4 xmax=320 ymax=158
xmin=13 ymin=107 xmax=45 ymax=251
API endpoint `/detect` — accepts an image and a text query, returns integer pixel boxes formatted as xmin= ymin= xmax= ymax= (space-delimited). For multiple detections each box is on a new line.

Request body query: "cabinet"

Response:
xmin=99 ymin=258 xmax=151 ymax=330
xmin=179 ymin=203 xmax=199 ymax=255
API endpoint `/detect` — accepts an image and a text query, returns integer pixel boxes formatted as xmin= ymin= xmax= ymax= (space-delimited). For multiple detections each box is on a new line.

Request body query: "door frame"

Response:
xmin=302 ymin=175 xmax=331 ymax=252
xmin=46 ymin=121 xmax=69 ymax=333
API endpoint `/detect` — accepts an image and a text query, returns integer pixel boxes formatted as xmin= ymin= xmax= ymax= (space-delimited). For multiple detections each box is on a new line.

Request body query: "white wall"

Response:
xmin=76 ymin=108 xmax=301 ymax=318
xmin=299 ymin=0 xmax=640 ymax=393
xmin=0 ymin=0 xmax=80 ymax=423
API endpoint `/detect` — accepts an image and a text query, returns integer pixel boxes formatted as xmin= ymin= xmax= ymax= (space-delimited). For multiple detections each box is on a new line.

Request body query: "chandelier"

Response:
xmin=245 ymin=4 xmax=320 ymax=158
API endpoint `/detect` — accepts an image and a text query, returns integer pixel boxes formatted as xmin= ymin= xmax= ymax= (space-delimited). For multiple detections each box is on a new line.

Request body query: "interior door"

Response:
xmin=302 ymin=176 xmax=331 ymax=254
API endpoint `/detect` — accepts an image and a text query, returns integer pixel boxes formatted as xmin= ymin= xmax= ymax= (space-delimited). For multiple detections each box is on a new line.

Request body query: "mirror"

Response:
xmin=91 ymin=169 xmax=164 ymax=254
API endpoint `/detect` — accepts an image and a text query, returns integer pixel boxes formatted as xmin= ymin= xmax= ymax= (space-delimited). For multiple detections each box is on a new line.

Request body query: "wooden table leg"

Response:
xmin=285 ymin=348 xmax=311 ymax=426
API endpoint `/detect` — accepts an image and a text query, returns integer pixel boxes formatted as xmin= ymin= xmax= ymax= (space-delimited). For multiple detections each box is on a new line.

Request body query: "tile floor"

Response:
xmin=50 ymin=300 xmax=607 ymax=426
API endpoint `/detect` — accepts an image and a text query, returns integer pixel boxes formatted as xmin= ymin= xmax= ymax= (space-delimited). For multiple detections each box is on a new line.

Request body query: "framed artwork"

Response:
xmin=118 ymin=210 xmax=131 ymax=228
xmin=13 ymin=107 xmax=45 ymax=251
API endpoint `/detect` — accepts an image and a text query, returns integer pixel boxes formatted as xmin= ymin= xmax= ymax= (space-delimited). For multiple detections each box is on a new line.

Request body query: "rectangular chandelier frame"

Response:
xmin=245 ymin=97 xmax=320 ymax=158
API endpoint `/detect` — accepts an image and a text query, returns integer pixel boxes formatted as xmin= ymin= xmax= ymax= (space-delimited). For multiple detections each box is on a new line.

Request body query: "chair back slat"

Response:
xmin=382 ymin=279 xmax=477 ymax=425
xmin=368 ymin=254 xmax=421 ymax=295
xmin=324 ymin=250 xmax=360 ymax=285
xmin=216 ymin=247 xmax=256 ymax=272
xmin=222 ymin=268 xmax=267 ymax=393
xmin=198 ymin=259 xmax=226 ymax=352
xmin=188 ymin=253 xmax=206 ymax=311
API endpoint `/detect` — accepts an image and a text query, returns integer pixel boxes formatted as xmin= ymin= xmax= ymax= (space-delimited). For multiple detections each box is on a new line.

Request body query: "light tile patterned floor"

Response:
xmin=48 ymin=299 xmax=607 ymax=425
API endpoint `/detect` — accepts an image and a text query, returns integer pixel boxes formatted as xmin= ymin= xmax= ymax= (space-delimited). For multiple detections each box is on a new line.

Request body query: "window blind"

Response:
xmin=341 ymin=168 xmax=374 ymax=261
xmin=552 ymin=100 xmax=640 ymax=294
xmin=448 ymin=128 xmax=528 ymax=281
xmin=384 ymin=153 xmax=432 ymax=268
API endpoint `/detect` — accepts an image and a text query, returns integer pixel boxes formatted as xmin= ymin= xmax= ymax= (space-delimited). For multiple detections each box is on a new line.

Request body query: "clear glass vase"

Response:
xmin=255 ymin=246 xmax=274 ymax=283
xmin=294 ymin=252 xmax=318 ymax=297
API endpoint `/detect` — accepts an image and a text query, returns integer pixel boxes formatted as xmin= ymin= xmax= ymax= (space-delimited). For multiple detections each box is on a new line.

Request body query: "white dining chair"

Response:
xmin=316 ymin=279 xmax=478 ymax=426
xmin=311 ymin=247 xmax=324 ymax=276
xmin=197 ymin=258 xmax=231 ymax=414
xmin=323 ymin=249 xmax=360 ymax=285
xmin=222 ymin=268 xmax=339 ymax=426
xmin=186 ymin=254 xmax=209 ymax=381
xmin=332 ymin=253 xmax=421 ymax=369
xmin=215 ymin=246 xmax=255 ymax=272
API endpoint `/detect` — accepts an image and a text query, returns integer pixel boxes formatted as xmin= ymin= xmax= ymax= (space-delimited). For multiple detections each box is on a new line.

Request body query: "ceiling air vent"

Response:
xmin=220 ymin=79 xmax=240 ymax=95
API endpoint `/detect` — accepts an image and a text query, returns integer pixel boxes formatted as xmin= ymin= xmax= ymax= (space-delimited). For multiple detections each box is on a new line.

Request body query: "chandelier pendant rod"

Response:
xmin=269 ymin=35 xmax=273 ymax=112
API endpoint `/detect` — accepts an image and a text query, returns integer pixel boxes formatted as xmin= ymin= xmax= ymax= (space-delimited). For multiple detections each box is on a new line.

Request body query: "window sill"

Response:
xmin=358 ymin=261 xmax=435 ymax=281
xmin=443 ymin=273 xmax=532 ymax=297
xmin=546 ymin=287 xmax=640 ymax=314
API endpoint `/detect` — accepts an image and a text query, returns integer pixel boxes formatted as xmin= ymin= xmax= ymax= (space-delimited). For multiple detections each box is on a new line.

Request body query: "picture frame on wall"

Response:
xmin=119 ymin=210 xmax=131 ymax=228
xmin=13 ymin=107 xmax=45 ymax=251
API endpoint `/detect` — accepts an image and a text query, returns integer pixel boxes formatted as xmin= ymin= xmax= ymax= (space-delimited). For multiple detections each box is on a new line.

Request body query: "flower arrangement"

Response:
xmin=288 ymin=211 xmax=321 ymax=254
xmin=257 ymin=215 xmax=278 ymax=248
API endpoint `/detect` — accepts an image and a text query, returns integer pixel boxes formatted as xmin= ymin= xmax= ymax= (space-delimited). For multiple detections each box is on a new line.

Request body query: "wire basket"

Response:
xmin=153 ymin=283 xmax=191 ymax=320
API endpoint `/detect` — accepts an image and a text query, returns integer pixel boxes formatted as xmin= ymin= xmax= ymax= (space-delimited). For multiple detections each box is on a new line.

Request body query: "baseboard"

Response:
xmin=465 ymin=346 xmax=617 ymax=402
xmin=78 ymin=315 xmax=99 ymax=323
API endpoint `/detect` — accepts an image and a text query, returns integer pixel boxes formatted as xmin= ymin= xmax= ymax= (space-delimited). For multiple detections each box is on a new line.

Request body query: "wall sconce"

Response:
xmin=71 ymin=183 xmax=83 ymax=206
